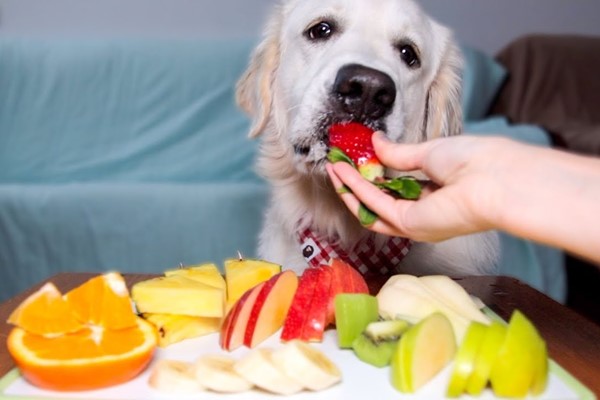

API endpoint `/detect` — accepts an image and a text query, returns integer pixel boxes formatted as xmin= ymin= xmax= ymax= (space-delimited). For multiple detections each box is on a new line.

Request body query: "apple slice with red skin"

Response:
xmin=282 ymin=259 xmax=370 ymax=342
xmin=220 ymin=281 xmax=266 ymax=351
xmin=281 ymin=268 xmax=320 ymax=342
xmin=301 ymin=266 xmax=333 ymax=342
xmin=325 ymin=259 xmax=370 ymax=326
xmin=243 ymin=270 xmax=299 ymax=348
xmin=343 ymin=261 xmax=369 ymax=294
xmin=325 ymin=269 xmax=341 ymax=328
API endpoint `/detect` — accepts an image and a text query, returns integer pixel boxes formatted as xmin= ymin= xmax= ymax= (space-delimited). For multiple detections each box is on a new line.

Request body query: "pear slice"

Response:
xmin=418 ymin=275 xmax=490 ymax=323
xmin=446 ymin=321 xmax=487 ymax=397
xmin=390 ymin=312 xmax=456 ymax=393
xmin=465 ymin=320 xmax=507 ymax=395
xmin=377 ymin=275 xmax=484 ymax=342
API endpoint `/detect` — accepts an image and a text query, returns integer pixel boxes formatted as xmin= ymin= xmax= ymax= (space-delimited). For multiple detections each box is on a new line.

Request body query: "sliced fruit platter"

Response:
xmin=0 ymin=258 xmax=592 ymax=399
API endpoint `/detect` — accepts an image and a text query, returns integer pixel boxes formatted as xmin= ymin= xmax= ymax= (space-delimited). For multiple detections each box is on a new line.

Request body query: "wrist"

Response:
xmin=497 ymin=146 xmax=600 ymax=262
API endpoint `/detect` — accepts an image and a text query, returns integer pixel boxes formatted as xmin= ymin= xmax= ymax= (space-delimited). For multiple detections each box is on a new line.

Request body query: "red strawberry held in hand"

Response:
xmin=328 ymin=122 xmax=384 ymax=182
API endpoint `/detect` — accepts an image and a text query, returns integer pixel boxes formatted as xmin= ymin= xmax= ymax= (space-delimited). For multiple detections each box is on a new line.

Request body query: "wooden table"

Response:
xmin=1 ymin=273 xmax=599 ymax=397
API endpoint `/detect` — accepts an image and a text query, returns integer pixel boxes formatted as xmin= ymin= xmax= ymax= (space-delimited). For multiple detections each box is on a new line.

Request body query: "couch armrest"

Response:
xmin=489 ymin=34 xmax=600 ymax=155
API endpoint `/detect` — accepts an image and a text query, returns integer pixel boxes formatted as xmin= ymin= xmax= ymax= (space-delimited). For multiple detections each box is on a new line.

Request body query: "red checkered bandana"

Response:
xmin=297 ymin=226 xmax=412 ymax=277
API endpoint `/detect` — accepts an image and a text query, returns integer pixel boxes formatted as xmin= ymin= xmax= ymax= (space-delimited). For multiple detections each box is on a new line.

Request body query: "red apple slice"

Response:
xmin=334 ymin=258 xmax=369 ymax=294
xmin=220 ymin=291 xmax=244 ymax=349
xmin=243 ymin=270 xmax=299 ymax=348
xmin=220 ymin=281 xmax=266 ymax=351
xmin=281 ymin=268 xmax=320 ymax=342
xmin=301 ymin=266 xmax=333 ymax=342
xmin=326 ymin=259 xmax=370 ymax=326
xmin=326 ymin=264 xmax=344 ymax=327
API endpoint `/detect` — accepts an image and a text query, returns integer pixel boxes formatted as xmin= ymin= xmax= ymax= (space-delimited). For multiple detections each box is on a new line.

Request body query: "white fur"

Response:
xmin=237 ymin=0 xmax=499 ymax=276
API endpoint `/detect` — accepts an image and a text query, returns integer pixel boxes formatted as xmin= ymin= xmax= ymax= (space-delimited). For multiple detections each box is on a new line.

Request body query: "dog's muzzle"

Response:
xmin=331 ymin=63 xmax=396 ymax=122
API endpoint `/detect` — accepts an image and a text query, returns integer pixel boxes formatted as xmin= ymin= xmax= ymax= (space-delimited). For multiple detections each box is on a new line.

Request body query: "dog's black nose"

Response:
xmin=332 ymin=64 xmax=396 ymax=120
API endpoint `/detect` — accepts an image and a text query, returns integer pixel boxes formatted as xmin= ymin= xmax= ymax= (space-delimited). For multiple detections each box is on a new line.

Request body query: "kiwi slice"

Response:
xmin=352 ymin=320 xmax=410 ymax=367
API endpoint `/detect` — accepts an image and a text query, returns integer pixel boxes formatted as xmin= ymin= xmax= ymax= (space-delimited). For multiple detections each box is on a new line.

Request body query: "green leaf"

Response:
xmin=376 ymin=177 xmax=422 ymax=200
xmin=401 ymin=179 xmax=422 ymax=199
xmin=358 ymin=203 xmax=378 ymax=226
xmin=327 ymin=147 xmax=356 ymax=168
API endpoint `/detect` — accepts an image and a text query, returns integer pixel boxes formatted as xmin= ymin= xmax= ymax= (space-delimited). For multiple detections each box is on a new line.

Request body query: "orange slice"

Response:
xmin=7 ymin=318 xmax=157 ymax=391
xmin=64 ymin=272 xmax=138 ymax=329
xmin=7 ymin=282 xmax=85 ymax=336
xmin=6 ymin=272 xmax=158 ymax=391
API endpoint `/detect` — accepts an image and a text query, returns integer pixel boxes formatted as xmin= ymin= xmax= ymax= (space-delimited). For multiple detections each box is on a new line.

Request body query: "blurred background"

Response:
xmin=0 ymin=0 xmax=599 ymax=325
xmin=1 ymin=0 xmax=599 ymax=55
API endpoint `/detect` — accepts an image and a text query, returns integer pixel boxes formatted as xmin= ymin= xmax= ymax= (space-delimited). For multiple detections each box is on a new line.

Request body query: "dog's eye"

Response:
xmin=305 ymin=21 xmax=335 ymax=41
xmin=398 ymin=44 xmax=421 ymax=68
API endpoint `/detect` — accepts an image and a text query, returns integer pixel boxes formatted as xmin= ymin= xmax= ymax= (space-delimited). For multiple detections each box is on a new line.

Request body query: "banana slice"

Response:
xmin=271 ymin=340 xmax=342 ymax=391
xmin=234 ymin=348 xmax=304 ymax=395
xmin=191 ymin=354 xmax=253 ymax=393
xmin=148 ymin=359 xmax=204 ymax=393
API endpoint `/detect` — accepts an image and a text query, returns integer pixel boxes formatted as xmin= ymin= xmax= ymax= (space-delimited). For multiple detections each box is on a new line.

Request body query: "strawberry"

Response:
xmin=328 ymin=122 xmax=384 ymax=182
xmin=327 ymin=122 xmax=421 ymax=226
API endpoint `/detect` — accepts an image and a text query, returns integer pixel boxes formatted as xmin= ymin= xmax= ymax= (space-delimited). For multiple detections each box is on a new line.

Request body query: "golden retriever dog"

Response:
xmin=236 ymin=0 xmax=499 ymax=283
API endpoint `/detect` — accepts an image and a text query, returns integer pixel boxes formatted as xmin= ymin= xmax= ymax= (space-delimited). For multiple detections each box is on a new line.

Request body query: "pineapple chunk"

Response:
xmin=224 ymin=258 xmax=281 ymax=307
xmin=143 ymin=313 xmax=221 ymax=347
xmin=132 ymin=275 xmax=224 ymax=318
xmin=164 ymin=263 xmax=226 ymax=291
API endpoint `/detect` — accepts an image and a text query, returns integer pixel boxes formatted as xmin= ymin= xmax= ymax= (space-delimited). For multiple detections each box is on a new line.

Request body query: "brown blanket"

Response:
xmin=490 ymin=34 xmax=600 ymax=155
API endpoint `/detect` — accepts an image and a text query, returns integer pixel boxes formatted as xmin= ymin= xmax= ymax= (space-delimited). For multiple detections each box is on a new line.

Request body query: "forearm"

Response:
xmin=494 ymin=144 xmax=600 ymax=265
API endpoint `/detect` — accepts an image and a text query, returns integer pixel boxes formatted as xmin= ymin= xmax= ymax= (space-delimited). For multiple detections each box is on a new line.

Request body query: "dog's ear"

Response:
xmin=422 ymin=29 xmax=463 ymax=140
xmin=236 ymin=21 xmax=281 ymax=138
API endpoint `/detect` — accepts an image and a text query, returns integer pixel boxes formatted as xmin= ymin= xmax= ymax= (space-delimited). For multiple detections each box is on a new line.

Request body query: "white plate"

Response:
xmin=0 ymin=328 xmax=593 ymax=400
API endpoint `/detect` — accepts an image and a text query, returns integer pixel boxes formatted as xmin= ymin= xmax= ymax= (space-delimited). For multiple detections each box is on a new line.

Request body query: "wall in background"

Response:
xmin=1 ymin=0 xmax=599 ymax=54
xmin=419 ymin=0 xmax=600 ymax=54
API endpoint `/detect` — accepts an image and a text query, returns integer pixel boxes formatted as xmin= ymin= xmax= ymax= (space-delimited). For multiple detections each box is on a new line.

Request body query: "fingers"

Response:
xmin=327 ymin=135 xmax=493 ymax=243
xmin=326 ymin=163 xmax=415 ymax=237
xmin=372 ymin=132 xmax=439 ymax=172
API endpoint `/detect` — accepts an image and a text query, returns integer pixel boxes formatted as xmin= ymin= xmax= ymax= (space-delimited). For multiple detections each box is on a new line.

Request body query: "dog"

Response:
xmin=236 ymin=0 xmax=499 ymax=284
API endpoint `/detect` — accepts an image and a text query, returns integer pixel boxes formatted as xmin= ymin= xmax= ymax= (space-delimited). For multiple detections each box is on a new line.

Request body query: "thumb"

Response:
xmin=373 ymin=132 xmax=437 ymax=172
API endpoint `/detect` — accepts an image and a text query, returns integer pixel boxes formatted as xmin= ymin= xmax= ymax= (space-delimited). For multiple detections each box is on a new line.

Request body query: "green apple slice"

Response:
xmin=446 ymin=321 xmax=488 ymax=397
xmin=531 ymin=333 xmax=549 ymax=395
xmin=490 ymin=310 xmax=545 ymax=397
xmin=334 ymin=293 xmax=379 ymax=348
xmin=390 ymin=312 xmax=457 ymax=393
xmin=465 ymin=320 xmax=507 ymax=395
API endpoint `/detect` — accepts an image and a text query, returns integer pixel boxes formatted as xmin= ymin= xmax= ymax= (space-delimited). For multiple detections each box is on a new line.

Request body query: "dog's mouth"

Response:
xmin=293 ymin=115 xmax=387 ymax=161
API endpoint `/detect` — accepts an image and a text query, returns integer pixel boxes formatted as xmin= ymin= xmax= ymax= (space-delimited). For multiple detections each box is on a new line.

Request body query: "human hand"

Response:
xmin=327 ymin=133 xmax=511 ymax=242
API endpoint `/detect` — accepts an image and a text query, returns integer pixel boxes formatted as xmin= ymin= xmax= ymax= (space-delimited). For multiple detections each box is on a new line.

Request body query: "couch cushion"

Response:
xmin=0 ymin=39 xmax=511 ymax=185
xmin=0 ymin=182 xmax=269 ymax=301
xmin=0 ymin=38 xmax=260 ymax=183
xmin=460 ymin=45 xmax=507 ymax=122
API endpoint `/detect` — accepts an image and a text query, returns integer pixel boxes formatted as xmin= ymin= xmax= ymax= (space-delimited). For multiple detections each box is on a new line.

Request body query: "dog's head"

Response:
xmin=237 ymin=0 xmax=463 ymax=178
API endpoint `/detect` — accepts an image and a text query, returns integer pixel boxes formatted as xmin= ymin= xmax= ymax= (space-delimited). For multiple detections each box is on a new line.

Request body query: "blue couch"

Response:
xmin=0 ymin=38 xmax=565 ymax=303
